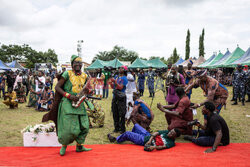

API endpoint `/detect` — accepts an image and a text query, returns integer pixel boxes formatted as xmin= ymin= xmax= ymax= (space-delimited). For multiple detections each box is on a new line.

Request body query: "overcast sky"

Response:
xmin=1 ymin=0 xmax=250 ymax=63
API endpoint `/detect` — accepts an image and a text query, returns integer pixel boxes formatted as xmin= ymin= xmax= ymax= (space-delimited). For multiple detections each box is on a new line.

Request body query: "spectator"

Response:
xmin=95 ymin=69 xmax=105 ymax=98
xmin=165 ymin=65 xmax=185 ymax=110
xmin=32 ymin=83 xmax=54 ymax=111
xmin=102 ymin=68 xmax=111 ymax=98
xmin=125 ymin=71 xmax=137 ymax=119
xmin=27 ymin=72 xmax=37 ymax=107
xmin=35 ymin=71 xmax=46 ymax=92
xmin=3 ymin=87 xmax=18 ymax=109
xmin=0 ymin=73 xmax=6 ymax=98
xmin=14 ymin=79 xmax=26 ymax=103
xmin=146 ymin=67 xmax=156 ymax=97
xmin=110 ymin=65 xmax=128 ymax=133
xmin=138 ymin=70 xmax=145 ymax=96
xmin=184 ymin=61 xmax=195 ymax=99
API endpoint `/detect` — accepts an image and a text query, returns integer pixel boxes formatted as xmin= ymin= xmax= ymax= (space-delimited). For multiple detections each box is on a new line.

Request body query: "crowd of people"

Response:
xmin=1 ymin=56 xmax=249 ymax=155
xmin=0 ymin=70 xmax=55 ymax=111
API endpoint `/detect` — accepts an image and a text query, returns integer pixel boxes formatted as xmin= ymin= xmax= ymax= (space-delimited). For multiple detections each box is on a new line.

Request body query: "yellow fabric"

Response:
xmin=74 ymin=57 xmax=82 ymax=62
xmin=3 ymin=92 xmax=18 ymax=106
xmin=68 ymin=70 xmax=87 ymax=93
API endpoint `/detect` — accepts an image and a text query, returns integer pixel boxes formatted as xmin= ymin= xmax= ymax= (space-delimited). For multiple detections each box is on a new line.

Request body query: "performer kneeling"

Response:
xmin=108 ymin=124 xmax=180 ymax=152
xmin=127 ymin=92 xmax=154 ymax=131
xmin=52 ymin=55 xmax=92 ymax=156
xmin=184 ymin=101 xmax=230 ymax=153
xmin=157 ymin=87 xmax=193 ymax=135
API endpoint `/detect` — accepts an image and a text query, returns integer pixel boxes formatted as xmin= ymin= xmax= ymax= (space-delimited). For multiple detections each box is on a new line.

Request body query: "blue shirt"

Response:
xmin=134 ymin=100 xmax=151 ymax=119
xmin=114 ymin=75 xmax=128 ymax=93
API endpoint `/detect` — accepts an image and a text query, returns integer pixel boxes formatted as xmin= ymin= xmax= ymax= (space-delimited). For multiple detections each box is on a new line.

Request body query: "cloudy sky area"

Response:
xmin=0 ymin=0 xmax=250 ymax=63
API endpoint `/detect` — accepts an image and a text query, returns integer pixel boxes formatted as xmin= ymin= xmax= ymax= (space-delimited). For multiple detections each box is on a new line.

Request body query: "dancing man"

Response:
xmin=43 ymin=55 xmax=92 ymax=156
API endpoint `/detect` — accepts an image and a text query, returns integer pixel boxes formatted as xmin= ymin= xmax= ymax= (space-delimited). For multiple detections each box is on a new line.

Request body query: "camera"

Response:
xmin=167 ymin=73 xmax=180 ymax=85
xmin=155 ymin=68 xmax=167 ymax=75
xmin=187 ymin=119 xmax=200 ymax=126
xmin=104 ymin=66 xmax=114 ymax=72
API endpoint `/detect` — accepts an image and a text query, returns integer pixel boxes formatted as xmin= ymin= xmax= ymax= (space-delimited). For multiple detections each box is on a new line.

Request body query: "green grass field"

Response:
xmin=0 ymin=86 xmax=249 ymax=147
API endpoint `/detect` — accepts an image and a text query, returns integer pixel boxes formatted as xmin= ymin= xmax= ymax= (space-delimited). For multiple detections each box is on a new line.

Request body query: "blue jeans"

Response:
xmin=103 ymin=84 xmax=109 ymax=98
xmin=191 ymin=130 xmax=215 ymax=146
xmin=116 ymin=124 xmax=151 ymax=146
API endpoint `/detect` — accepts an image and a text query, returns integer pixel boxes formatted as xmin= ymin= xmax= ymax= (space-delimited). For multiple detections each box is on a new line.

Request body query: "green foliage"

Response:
xmin=166 ymin=48 xmax=180 ymax=64
xmin=140 ymin=57 xmax=147 ymax=61
xmin=185 ymin=29 xmax=190 ymax=60
xmin=199 ymin=28 xmax=205 ymax=57
xmin=0 ymin=43 xmax=58 ymax=68
xmin=92 ymin=45 xmax=139 ymax=63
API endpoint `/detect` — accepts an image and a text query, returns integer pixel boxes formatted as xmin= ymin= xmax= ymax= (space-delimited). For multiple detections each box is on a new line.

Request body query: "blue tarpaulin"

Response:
xmin=0 ymin=60 xmax=11 ymax=70
xmin=174 ymin=58 xmax=185 ymax=65
xmin=6 ymin=60 xmax=25 ymax=69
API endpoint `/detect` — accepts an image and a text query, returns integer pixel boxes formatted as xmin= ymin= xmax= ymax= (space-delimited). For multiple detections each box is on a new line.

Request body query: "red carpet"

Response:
xmin=0 ymin=143 xmax=249 ymax=167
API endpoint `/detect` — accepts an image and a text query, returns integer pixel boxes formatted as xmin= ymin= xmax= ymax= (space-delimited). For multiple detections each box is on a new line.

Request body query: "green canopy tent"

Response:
xmin=86 ymin=59 xmax=104 ymax=70
xmin=230 ymin=47 xmax=250 ymax=67
xmin=219 ymin=47 xmax=245 ymax=68
xmin=86 ymin=58 xmax=123 ymax=70
xmin=147 ymin=58 xmax=167 ymax=68
xmin=128 ymin=58 xmax=148 ymax=69
xmin=107 ymin=58 xmax=124 ymax=68
xmin=205 ymin=52 xmax=224 ymax=68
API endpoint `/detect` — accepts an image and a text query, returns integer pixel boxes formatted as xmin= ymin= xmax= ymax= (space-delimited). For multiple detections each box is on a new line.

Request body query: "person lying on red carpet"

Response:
xmin=108 ymin=123 xmax=181 ymax=152
xmin=184 ymin=101 xmax=230 ymax=153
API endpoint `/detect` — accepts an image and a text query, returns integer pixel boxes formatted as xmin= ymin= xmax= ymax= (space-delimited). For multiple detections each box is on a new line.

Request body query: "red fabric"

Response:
xmin=0 ymin=143 xmax=249 ymax=167
xmin=154 ymin=135 xmax=164 ymax=146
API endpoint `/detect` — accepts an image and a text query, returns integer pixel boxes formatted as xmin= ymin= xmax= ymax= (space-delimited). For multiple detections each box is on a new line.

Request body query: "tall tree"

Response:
xmin=199 ymin=28 xmax=205 ymax=57
xmin=185 ymin=29 xmax=190 ymax=60
xmin=167 ymin=48 xmax=180 ymax=64
xmin=172 ymin=48 xmax=179 ymax=63
xmin=92 ymin=45 xmax=138 ymax=63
